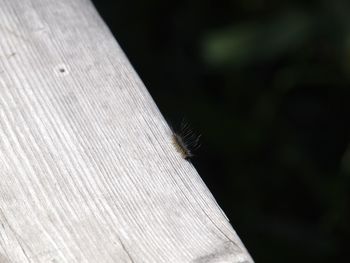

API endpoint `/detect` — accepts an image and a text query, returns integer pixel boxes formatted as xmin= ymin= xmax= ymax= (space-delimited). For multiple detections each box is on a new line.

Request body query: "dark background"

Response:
xmin=91 ymin=0 xmax=350 ymax=262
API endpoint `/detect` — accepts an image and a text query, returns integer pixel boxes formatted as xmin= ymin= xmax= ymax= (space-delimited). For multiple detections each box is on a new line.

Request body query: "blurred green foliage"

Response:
xmin=203 ymin=12 xmax=312 ymax=67
xmin=93 ymin=0 xmax=350 ymax=261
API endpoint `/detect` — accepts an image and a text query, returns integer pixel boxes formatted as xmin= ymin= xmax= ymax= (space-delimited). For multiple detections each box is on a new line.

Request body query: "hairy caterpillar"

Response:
xmin=171 ymin=121 xmax=201 ymax=161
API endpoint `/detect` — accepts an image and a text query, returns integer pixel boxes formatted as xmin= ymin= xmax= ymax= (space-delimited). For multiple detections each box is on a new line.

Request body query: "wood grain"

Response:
xmin=0 ymin=0 xmax=254 ymax=262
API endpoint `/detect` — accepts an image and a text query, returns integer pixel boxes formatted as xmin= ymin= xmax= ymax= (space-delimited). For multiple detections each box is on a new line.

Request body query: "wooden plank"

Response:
xmin=0 ymin=0 xmax=254 ymax=262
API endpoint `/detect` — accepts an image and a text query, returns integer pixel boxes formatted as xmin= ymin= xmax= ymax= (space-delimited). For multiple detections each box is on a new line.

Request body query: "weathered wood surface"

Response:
xmin=0 ymin=0 xmax=253 ymax=262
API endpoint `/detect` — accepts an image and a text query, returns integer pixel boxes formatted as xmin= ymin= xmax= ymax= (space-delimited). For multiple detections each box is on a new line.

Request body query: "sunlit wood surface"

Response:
xmin=0 ymin=0 xmax=253 ymax=262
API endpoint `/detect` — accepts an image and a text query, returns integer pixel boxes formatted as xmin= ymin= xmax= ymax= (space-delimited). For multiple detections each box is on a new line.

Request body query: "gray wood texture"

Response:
xmin=0 ymin=0 xmax=254 ymax=262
